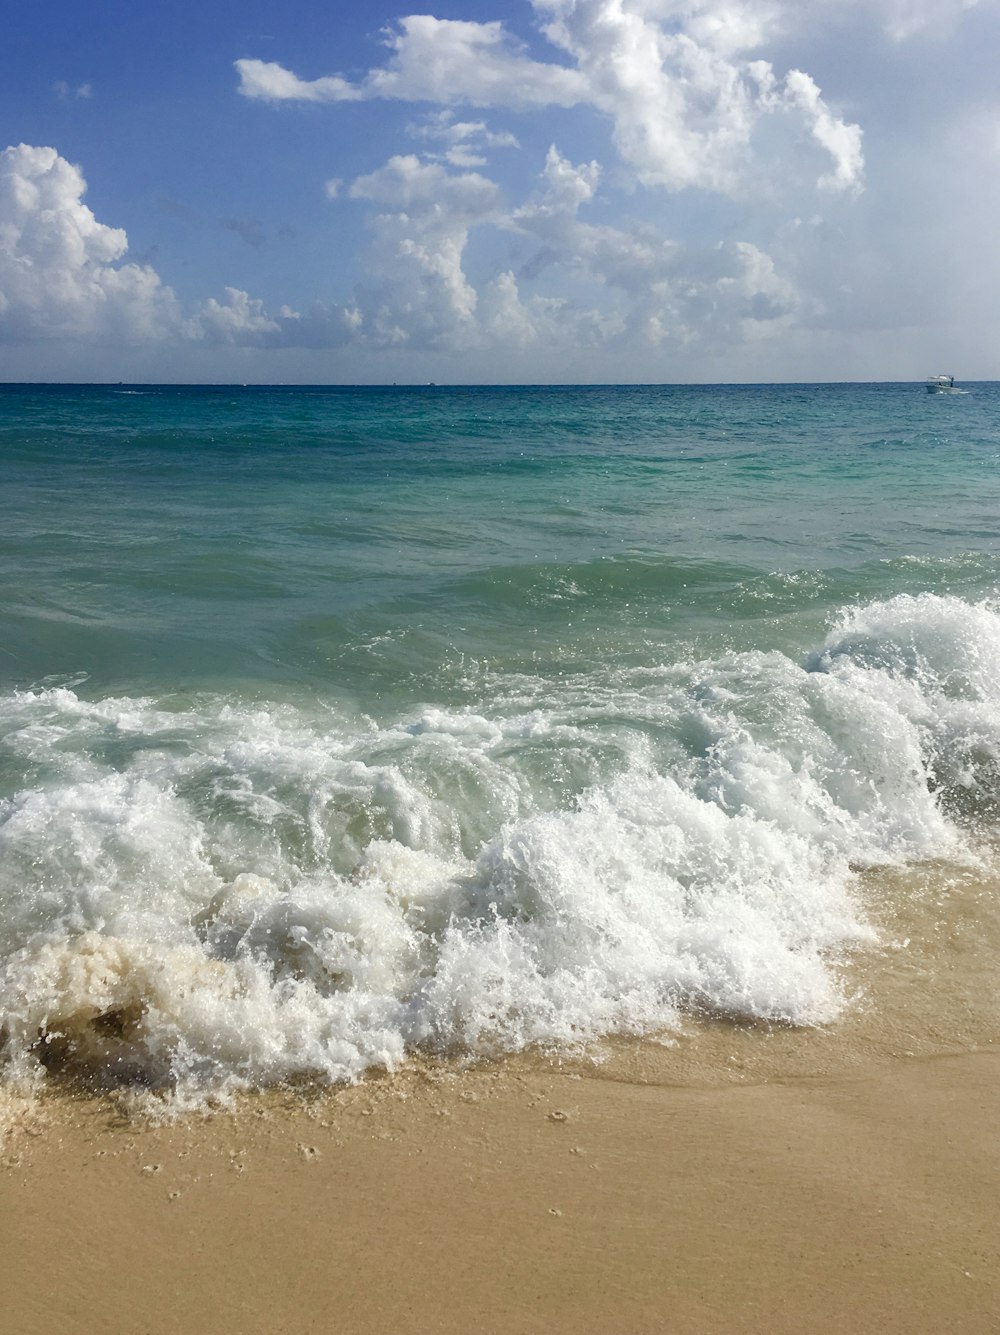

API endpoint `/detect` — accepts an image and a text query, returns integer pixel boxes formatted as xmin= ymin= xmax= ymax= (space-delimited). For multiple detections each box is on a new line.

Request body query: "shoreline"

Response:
xmin=3 ymin=1048 xmax=999 ymax=1333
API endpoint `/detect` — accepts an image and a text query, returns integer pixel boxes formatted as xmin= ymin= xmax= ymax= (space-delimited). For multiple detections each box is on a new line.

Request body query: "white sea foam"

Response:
xmin=2 ymin=593 xmax=999 ymax=1098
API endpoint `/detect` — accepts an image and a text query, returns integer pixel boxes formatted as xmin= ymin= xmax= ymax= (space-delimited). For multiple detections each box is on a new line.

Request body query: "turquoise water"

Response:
xmin=5 ymin=382 xmax=1000 ymax=701
xmin=3 ymin=382 xmax=1000 ymax=1097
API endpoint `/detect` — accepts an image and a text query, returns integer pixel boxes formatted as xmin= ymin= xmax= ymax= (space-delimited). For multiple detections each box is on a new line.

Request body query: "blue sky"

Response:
xmin=2 ymin=0 xmax=998 ymax=382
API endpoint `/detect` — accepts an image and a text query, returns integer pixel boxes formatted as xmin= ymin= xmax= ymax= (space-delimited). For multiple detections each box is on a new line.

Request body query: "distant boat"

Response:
xmin=925 ymin=374 xmax=963 ymax=394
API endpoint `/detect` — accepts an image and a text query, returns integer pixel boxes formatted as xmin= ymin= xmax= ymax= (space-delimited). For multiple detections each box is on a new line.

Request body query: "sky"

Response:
xmin=1 ymin=0 xmax=998 ymax=384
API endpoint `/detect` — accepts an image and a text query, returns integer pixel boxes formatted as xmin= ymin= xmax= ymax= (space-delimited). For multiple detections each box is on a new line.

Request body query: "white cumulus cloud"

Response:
xmin=345 ymin=155 xmax=504 ymax=345
xmin=506 ymin=146 xmax=803 ymax=344
xmin=237 ymin=1 xmax=864 ymax=196
xmin=784 ymin=70 xmax=864 ymax=194
xmin=188 ymin=287 xmax=285 ymax=342
xmin=0 ymin=144 xmax=180 ymax=341
xmin=332 ymin=143 xmax=805 ymax=356
xmin=236 ymin=15 xmax=587 ymax=110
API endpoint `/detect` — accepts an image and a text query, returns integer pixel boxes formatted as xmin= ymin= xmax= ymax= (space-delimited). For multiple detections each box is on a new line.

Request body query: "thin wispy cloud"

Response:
xmin=53 ymin=81 xmax=92 ymax=101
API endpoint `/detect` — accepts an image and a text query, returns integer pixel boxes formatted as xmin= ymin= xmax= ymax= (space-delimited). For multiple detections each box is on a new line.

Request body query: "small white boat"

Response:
xmin=926 ymin=374 xmax=962 ymax=393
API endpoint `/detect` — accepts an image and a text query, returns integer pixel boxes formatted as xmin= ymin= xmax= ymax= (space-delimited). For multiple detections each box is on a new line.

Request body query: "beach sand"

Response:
xmin=3 ymin=1048 xmax=999 ymax=1334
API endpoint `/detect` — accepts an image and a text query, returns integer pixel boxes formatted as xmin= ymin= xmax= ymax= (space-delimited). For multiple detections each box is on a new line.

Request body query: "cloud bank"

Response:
xmin=0 ymin=132 xmax=817 ymax=362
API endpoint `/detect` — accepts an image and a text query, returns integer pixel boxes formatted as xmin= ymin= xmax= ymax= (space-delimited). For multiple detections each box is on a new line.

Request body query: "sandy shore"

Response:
xmin=2 ymin=1049 xmax=999 ymax=1334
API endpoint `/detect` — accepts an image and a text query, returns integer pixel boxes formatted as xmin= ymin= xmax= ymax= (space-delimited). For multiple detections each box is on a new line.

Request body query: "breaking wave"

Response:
xmin=3 ymin=593 xmax=1000 ymax=1099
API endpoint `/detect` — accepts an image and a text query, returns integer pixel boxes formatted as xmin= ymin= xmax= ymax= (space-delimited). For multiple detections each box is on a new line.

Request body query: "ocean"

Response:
xmin=2 ymin=380 xmax=1000 ymax=1102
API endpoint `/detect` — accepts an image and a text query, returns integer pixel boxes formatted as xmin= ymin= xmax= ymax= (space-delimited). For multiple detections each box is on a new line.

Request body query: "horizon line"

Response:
xmin=0 ymin=378 xmax=990 ymax=390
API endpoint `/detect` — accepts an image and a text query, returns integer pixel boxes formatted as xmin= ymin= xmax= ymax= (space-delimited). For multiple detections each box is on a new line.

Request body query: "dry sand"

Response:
xmin=2 ymin=1048 xmax=999 ymax=1334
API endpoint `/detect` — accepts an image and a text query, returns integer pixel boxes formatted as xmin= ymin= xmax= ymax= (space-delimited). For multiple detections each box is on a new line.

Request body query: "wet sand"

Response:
xmin=3 ymin=1049 xmax=999 ymax=1334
